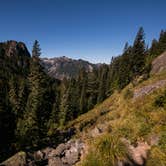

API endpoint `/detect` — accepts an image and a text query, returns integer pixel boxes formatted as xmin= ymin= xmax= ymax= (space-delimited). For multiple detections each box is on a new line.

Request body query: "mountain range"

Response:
xmin=41 ymin=56 xmax=99 ymax=80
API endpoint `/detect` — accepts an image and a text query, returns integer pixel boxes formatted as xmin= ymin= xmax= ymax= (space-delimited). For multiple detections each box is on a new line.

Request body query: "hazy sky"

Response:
xmin=0 ymin=0 xmax=166 ymax=63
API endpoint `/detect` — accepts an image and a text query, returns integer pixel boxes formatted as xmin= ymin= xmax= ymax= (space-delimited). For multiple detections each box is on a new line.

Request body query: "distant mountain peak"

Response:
xmin=41 ymin=56 xmax=98 ymax=80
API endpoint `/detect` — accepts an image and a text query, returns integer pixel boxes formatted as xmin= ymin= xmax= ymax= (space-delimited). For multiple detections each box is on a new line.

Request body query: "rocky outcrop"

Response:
xmin=48 ymin=139 xmax=85 ymax=166
xmin=0 ymin=40 xmax=30 ymax=58
xmin=0 ymin=139 xmax=85 ymax=166
xmin=0 ymin=40 xmax=30 ymax=69
xmin=133 ymin=79 xmax=166 ymax=99
xmin=0 ymin=151 xmax=26 ymax=166
xmin=151 ymin=51 xmax=166 ymax=75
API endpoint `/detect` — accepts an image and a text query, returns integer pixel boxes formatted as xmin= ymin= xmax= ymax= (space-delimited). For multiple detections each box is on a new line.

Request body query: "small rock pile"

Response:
xmin=0 ymin=139 xmax=85 ymax=166
xmin=48 ymin=139 xmax=85 ymax=166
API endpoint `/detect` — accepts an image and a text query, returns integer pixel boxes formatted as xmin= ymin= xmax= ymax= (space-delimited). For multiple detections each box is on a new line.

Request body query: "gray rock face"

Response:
xmin=151 ymin=51 xmax=166 ymax=75
xmin=133 ymin=79 xmax=166 ymax=99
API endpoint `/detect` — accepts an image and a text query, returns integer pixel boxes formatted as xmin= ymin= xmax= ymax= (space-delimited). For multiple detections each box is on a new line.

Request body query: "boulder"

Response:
xmin=48 ymin=157 xmax=63 ymax=166
xmin=33 ymin=150 xmax=44 ymax=161
xmin=91 ymin=123 xmax=108 ymax=137
xmin=122 ymin=139 xmax=151 ymax=166
xmin=48 ymin=139 xmax=85 ymax=166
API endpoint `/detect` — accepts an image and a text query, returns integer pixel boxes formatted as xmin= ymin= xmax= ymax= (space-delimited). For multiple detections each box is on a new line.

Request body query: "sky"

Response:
xmin=0 ymin=0 xmax=166 ymax=63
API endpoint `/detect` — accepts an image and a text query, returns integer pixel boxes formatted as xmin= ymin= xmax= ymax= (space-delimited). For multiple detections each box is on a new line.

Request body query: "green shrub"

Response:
xmin=82 ymin=134 xmax=129 ymax=166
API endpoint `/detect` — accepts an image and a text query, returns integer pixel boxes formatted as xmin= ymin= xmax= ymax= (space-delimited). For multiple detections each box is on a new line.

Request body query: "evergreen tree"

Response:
xmin=17 ymin=41 xmax=51 ymax=148
xmin=131 ymin=27 xmax=146 ymax=76
xmin=59 ymin=78 xmax=79 ymax=126
xmin=97 ymin=65 xmax=109 ymax=103
xmin=87 ymin=69 xmax=99 ymax=110
xmin=150 ymin=39 xmax=159 ymax=57
xmin=158 ymin=30 xmax=166 ymax=54
xmin=8 ymin=77 xmax=19 ymax=116
xmin=32 ymin=40 xmax=41 ymax=58
xmin=79 ymin=68 xmax=88 ymax=114
xmin=80 ymin=79 xmax=87 ymax=114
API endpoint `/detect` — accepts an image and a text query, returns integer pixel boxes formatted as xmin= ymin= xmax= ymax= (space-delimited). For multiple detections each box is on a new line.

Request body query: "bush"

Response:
xmin=81 ymin=134 xmax=129 ymax=166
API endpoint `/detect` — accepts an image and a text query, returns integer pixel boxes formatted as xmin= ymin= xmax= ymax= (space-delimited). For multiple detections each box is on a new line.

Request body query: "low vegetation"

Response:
xmin=71 ymin=71 xmax=166 ymax=165
xmin=81 ymin=134 xmax=129 ymax=166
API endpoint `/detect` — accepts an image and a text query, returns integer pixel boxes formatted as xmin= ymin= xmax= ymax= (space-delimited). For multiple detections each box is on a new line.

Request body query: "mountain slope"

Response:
xmin=2 ymin=53 xmax=166 ymax=166
xmin=69 ymin=71 xmax=166 ymax=166
xmin=41 ymin=56 xmax=98 ymax=80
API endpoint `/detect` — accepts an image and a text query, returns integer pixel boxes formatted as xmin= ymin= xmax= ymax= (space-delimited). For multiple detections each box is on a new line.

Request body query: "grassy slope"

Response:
xmin=66 ymin=71 xmax=166 ymax=165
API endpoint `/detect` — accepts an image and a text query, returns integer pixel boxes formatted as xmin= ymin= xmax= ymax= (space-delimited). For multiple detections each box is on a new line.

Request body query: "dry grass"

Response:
xmin=68 ymin=72 xmax=166 ymax=165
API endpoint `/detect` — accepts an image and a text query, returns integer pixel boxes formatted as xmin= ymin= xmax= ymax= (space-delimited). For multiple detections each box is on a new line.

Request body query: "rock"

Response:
xmin=49 ymin=144 xmax=68 ymax=157
xmin=48 ymin=139 xmax=85 ymax=166
xmin=133 ymin=79 xmax=166 ymax=99
xmin=91 ymin=123 xmax=108 ymax=137
xmin=63 ymin=140 xmax=83 ymax=165
xmin=48 ymin=157 xmax=63 ymax=166
xmin=151 ymin=51 xmax=166 ymax=75
xmin=129 ymin=141 xmax=150 ymax=165
xmin=0 ymin=151 xmax=26 ymax=166
xmin=1 ymin=139 xmax=85 ymax=166
xmin=149 ymin=134 xmax=160 ymax=146
xmin=42 ymin=147 xmax=53 ymax=159
xmin=33 ymin=150 xmax=44 ymax=161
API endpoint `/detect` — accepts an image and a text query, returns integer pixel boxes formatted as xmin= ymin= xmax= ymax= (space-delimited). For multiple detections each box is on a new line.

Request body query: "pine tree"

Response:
xmin=17 ymin=41 xmax=51 ymax=148
xmin=97 ymin=65 xmax=109 ymax=103
xmin=0 ymin=76 xmax=15 ymax=159
xmin=59 ymin=78 xmax=79 ymax=126
xmin=9 ymin=77 xmax=19 ymax=116
xmin=150 ymin=39 xmax=159 ymax=57
xmin=79 ymin=68 xmax=88 ymax=114
xmin=80 ymin=79 xmax=87 ymax=114
xmin=131 ymin=27 xmax=146 ymax=76
xmin=87 ymin=69 xmax=99 ymax=110
xmin=158 ymin=30 xmax=166 ymax=54
xmin=32 ymin=40 xmax=41 ymax=58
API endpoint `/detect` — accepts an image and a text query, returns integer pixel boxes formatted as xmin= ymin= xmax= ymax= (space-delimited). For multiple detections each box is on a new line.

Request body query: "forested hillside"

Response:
xmin=0 ymin=27 xmax=166 ymax=164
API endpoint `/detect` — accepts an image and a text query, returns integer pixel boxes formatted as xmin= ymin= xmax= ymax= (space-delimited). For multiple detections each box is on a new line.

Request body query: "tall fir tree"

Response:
xmin=32 ymin=40 xmax=41 ymax=58
xmin=131 ymin=27 xmax=146 ymax=76
xmin=17 ymin=41 xmax=51 ymax=148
